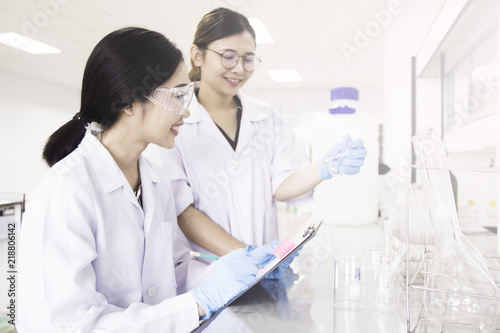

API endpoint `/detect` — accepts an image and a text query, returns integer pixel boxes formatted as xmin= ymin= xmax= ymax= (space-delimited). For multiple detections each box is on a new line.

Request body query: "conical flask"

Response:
xmin=412 ymin=128 xmax=499 ymax=332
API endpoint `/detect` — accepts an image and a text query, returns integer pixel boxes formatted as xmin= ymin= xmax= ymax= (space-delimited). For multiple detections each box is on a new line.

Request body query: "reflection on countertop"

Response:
xmin=205 ymin=208 xmax=500 ymax=332
xmin=205 ymin=210 xmax=404 ymax=332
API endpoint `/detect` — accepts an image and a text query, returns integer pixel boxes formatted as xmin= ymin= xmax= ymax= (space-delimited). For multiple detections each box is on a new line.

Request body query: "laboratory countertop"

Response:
xmin=203 ymin=217 xmax=408 ymax=333
xmin=0 ymin=193 xmax=24 ymax=206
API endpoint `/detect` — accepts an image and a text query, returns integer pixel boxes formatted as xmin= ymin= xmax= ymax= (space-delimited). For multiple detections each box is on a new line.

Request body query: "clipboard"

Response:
xmin=191 ymin=219 xmax=323 ymax=333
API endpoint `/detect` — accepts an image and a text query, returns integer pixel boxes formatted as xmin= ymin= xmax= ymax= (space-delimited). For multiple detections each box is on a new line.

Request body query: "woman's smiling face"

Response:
xmin=197 ymin=31 xmax=256 ymax=97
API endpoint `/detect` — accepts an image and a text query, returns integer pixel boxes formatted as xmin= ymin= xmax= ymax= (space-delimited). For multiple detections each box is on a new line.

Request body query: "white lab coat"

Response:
xmin=143 ymin=90 xmax=313 ymax=257
xmin=18 ymin=131 xmax=211 ymax=333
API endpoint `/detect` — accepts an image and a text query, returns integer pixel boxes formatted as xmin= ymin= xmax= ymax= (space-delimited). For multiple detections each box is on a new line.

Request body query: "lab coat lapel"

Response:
xmin=200 ymin=107 xmax=235 ymax=155
xmin=83 ymin=132 xmax=143 ymax=213
xmin=235 ymin=92 xmax=268 ymax=155
xmin=138 ymin=157 xmax=178 ymax=296
xmin=186 ymin=94 xmax=238 ymax=155
xmin=138 ymin=156 xmax=159 ymax=238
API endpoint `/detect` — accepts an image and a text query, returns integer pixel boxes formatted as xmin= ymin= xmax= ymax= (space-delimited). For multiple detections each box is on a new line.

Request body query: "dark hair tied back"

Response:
xmin=43 ymin=27 xmax=183 ymax=167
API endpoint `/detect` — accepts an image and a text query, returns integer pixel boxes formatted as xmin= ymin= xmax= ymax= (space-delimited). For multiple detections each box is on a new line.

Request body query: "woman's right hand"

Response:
xmin=190 ymin=247 xmax=259 ymax=318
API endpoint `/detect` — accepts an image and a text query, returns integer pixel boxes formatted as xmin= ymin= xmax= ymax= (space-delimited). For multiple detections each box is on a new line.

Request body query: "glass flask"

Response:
xmin=412 ymin=128 xmax=499 ymax=332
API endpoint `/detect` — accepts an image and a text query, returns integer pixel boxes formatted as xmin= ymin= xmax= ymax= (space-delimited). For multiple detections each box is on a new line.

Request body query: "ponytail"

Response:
xmin=189 ymin=65 xmax=201 ymax=82
xmin=42 ymin=114 xmax=87 ymax=167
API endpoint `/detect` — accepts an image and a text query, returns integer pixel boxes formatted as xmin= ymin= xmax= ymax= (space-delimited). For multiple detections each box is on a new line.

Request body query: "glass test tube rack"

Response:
xmin=404 ymin=164 xmax=500 ymax=333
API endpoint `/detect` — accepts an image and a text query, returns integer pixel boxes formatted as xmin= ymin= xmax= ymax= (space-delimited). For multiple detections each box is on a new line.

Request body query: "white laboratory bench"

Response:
xmin=202 ymin=213 xmax=408 ymax=332
xmin=200 ymin=211 xmax=500 ymax=333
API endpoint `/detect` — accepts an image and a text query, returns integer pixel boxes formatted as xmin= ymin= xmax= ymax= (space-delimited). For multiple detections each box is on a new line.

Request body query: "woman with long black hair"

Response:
xmin=18 ymin=27 xmax=278 ymax=332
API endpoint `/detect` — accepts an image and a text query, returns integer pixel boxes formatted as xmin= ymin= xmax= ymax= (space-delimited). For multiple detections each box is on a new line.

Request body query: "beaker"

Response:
xmin=412 ymin=128 xmax=499 ymax=332
xmin=334 ymin=255 xmax=367 ymax=310
xmin=369 ymin=265 xmax=401 ymax=311
xmin=364 ymin=248 xmax=401 ymax=311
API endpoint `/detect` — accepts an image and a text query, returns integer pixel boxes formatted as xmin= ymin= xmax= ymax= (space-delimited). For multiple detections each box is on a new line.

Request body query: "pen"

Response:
xmin=190 ymin=250 xmax=220 ymax=261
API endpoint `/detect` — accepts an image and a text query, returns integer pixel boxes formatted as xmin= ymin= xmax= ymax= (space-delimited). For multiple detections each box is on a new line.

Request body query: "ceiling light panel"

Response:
xmin=249 ymin=18 xmax=274 ymax=44
xmin=0 ymin=32 xmax=61 ymax=54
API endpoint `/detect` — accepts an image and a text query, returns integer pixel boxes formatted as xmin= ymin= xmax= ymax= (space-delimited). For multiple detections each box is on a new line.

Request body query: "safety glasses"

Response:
xmin=145 ymin=82 xmax=195 ymax=115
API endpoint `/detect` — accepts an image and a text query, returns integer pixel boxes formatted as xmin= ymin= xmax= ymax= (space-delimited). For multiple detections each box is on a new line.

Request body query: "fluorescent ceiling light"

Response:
xmin=268 ymin=69 xmax=303 ymax=83
xmin=0 ymin=32 xmax=61 ymax=54
xmin=249 ymin=18 xmax=274 ymax=44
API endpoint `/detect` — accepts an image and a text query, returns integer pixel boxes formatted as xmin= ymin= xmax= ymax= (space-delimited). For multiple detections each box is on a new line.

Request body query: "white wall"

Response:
xmin=416 ymin=77 xmax=442 ymax=130
xmin=0 ymin=70 xmax=80 ymax=200
xmin=383 ymin=0 xmax=445 ymax=177
xmin=244 ymin=87 xmax=331 ymax=116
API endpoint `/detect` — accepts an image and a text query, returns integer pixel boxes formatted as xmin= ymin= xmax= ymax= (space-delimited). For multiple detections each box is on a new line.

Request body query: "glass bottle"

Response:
xmin=412 ymin=128 xmax=499 ymax=332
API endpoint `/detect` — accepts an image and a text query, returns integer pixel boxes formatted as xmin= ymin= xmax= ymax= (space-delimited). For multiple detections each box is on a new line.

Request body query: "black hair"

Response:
xmin=189 ymin=7 xmax=256 ymax=81
xmin=42 ymin=27 xmax=184 ymax=167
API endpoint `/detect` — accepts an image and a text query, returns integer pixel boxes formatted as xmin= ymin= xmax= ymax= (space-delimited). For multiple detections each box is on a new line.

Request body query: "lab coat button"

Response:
xmin=235 ymin=204 xmax=242 ymax=213
xmin=147 ymin=286 xmax=157 ymax=297
xmin=233 ymin=158 xmax=240 ymax=166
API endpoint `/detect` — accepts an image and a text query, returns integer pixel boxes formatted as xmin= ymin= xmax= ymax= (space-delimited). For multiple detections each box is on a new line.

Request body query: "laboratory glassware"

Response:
xmin=364 ymin=248 xmax=401 ymax=311
xmin=334 ymin=254 xmax=367 ymax=310
xmin=412 ymin=128 xmax=499 ymax=332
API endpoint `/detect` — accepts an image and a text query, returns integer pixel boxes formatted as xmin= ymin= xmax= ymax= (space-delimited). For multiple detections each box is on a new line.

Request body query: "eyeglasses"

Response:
xmin=206 ymin=48 xmax=261 ymax=72
xmin=145 ymin=82 xmax=194 ymax=115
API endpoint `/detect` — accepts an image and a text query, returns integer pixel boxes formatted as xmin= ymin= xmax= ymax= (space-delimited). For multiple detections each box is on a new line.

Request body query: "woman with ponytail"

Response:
xmin=144 ymin=8 xmax=367 ymax=260
xmin=18 ymin=27 xmax=279 ymax=332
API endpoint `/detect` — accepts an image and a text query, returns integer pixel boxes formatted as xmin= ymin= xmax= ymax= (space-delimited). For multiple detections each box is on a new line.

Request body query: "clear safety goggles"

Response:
xmin=145 ymin=82 xmax=195 ymax=115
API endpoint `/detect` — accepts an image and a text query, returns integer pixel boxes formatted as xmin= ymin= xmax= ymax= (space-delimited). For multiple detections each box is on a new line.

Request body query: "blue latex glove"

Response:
xmin=318 ymin=134 xmax=367 ymax=179
xmin=190 ymin=248 xmax=259 ymax=318
xmin=248 ymin=241 xmax=300 ymax=280
xmin=247 ymin=240 xmax=280 ymax=266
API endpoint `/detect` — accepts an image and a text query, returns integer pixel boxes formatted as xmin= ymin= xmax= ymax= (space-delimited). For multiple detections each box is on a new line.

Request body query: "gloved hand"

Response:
xmin=247 ymin=241 xmax=300 ymax=280
xmin=190 ymin=248 xmax=259 ymax=319
xmin=318 ymin=135 xmax=367 ymax=179
xmin=247 ymin=240 xmax=280 ymax=267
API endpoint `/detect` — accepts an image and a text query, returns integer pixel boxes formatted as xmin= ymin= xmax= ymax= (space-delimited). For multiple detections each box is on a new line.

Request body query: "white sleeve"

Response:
xmin=144 ymin=144 xmax=194 ymax=216
xmin=88 ymin=294 xmax=199 ymax=333
xmin=18 ymin=177 xmax=199 ymax=333
xmin=269 ymin=110 xmax=314 ymax=206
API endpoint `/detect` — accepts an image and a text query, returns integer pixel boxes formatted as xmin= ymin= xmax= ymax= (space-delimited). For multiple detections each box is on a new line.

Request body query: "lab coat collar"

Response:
xmin=80 ymin=132 xmax=124 ymax=194
xmin=183 ymin=86 xmax=269 ymax=155
xmin=184 ymin=86 xmax=268 ymax=124
xmin=235 ymin=92 xmax=269 ymax=155
xmin=239 ymin=91 xmax=268 ymax=122
xmin=81 ymin=131 xmax=161 ymax=195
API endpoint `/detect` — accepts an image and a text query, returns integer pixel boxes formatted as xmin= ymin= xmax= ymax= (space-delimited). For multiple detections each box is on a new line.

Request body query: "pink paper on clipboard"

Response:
xmin=272 ymin=237 xmax=296 ymax=259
